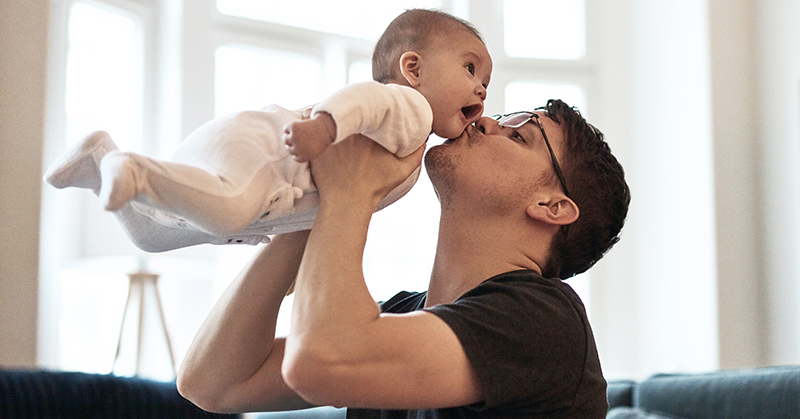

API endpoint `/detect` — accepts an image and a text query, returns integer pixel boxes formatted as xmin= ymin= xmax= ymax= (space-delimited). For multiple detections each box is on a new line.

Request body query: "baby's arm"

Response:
xmin=284 ymin=81 xmax=433 ymax=161
xmin=282 ymin=112 xmax=336 ymax=163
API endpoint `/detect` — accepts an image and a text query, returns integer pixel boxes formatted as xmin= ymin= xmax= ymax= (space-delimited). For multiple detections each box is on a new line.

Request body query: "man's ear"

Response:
xmin=526 ymin=196 xmax=579 ymax=227
xmin=399 ymin=51 xmax=422 ymax=86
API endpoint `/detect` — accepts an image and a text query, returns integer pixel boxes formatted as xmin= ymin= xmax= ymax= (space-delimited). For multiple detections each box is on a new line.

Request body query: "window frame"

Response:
xmin=41 ymin=0 xmax=600 ymax=375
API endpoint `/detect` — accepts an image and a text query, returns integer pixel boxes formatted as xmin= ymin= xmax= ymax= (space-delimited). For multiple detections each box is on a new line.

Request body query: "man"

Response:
xmin=178 ymin=100 xmax=630 ymax=418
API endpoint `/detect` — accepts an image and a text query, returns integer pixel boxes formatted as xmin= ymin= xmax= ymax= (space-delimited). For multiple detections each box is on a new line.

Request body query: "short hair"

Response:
xmin=540 ymin=100 xmax=631 ymax=279
xmin=372 ymin=9 xmax=484 ymax=84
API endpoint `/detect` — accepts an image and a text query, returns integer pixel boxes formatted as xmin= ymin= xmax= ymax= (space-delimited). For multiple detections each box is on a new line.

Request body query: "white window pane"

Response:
xmin=65 ymin=2 xmax=143 ymax=151
xmin=59 ymin=2 xmax=145 ymax=375
xmin=349 ymin=61 xmax=373 ymax=84
xmin=217 ymin=0 xmax=441 ymax=40
xmin=364 ymin=166 xmax=440 ymax=301
xmin=505 ymin=82 xmax=586 ymax=116
xmin=504 ymin=0 xmax=586 ymax=60
xmin=215 ymin=46 xmax=323 ymax=116
xmin=58 ymin=269 xmax=128 ymax=374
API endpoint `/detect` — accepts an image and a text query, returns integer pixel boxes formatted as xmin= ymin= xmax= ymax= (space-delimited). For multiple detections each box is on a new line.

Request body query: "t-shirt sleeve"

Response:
xmin=424 ymin=274 xmax=592 ymax=413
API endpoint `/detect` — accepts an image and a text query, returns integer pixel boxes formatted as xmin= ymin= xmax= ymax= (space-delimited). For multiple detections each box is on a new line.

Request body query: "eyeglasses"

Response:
xmin=493 ymin=111 xmax=571 ymax=236
xmin=493 ymin=111 xmax=570 ymax=198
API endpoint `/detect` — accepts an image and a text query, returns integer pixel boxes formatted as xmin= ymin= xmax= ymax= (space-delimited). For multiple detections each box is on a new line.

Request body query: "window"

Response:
xmin=43 ymin=0 xmax=597 ymax=379
xmin=65 ymin=2 xmax=143 ymax=152
xmin=214 ymin=45 xmax=324 ymax=116
xmin=216 ymin=0 xmax=442 ymax=40
xmin=504 ymin=0 xmax=586 ymax=60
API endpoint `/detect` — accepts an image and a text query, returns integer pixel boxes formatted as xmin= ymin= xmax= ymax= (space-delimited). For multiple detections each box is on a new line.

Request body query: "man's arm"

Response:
xmin=177 ymin=230 xmax=314 ymax=413
xmin=282 ymin=135 xmax=483 ymax=409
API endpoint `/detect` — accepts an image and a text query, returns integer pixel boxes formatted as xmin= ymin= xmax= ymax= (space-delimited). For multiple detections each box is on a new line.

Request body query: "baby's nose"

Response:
xmin=476 ymin=84 xmax=487 ymax=100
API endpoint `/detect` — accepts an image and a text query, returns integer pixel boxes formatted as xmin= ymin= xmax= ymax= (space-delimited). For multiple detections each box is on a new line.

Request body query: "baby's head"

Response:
xmin=373 ymin=9 xmax=492 ymax=139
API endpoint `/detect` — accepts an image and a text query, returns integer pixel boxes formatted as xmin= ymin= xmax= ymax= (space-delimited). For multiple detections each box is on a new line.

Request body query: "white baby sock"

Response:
xmin=44 ymin=131 xmax=118 ymax=193
xmin=98 ymin=151 xmax=140 ymax=211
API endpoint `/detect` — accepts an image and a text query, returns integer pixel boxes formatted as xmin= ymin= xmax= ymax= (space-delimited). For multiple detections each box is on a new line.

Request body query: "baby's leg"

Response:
xmin=98 ymin=152 xmax=293 ymax=236
xmin=44 ymin=131 xmax=117 ymax=192
xmin=113 ymin=204 xmax=218 ymax=252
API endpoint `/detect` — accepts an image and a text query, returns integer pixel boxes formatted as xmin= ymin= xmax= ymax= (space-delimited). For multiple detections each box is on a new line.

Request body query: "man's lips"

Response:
xmin=444 ymin=124 xmax=478 ymax=143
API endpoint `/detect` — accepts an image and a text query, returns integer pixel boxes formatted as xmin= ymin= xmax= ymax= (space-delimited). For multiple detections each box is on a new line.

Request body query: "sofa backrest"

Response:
xmin=634 ymin=365 xmax=800 ymax=419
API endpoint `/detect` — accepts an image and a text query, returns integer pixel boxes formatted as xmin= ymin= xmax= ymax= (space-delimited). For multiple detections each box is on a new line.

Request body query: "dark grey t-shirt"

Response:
xmin=346 ymin=270 xmax=607 ymax=419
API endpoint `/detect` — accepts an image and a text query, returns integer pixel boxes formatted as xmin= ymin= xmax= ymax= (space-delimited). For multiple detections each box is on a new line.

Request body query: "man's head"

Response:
xmin=373 ymin=9 xmax=492 ymax=139
xmin=425 ymin=100 xmax=630 ymax=279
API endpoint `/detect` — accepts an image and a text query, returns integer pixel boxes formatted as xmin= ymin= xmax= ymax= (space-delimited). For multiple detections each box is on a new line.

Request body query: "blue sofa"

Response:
xmin=605 ymin=365 xmax=800 ymax=418
xmin=4 ymin=365 xmax=800 ymax=418
xmin=256 ymin=365 xmax=800 ymax=419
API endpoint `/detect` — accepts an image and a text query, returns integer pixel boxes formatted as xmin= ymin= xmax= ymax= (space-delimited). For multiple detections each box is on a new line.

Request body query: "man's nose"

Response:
xmin=476 ymin=117 xmax=501 ymax=134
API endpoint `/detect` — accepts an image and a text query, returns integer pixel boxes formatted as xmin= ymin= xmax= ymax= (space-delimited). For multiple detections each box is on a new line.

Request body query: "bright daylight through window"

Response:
xmin=49 ymin=0 xmax=592 ymax=379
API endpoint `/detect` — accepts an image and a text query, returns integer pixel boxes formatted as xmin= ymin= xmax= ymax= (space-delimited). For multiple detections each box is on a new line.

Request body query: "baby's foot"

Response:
xmin=98 ymin=151 xmax=139 ymax=211
xmin=282 ymin=112 xmax=337 ymax=163
xmin=44 ymin=131 xmax=118 ymax=193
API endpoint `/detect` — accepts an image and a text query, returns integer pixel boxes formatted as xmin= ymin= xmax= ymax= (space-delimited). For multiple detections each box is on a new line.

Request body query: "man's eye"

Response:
xmin=511 ymin=131 xmax=525 ymax=142
xmin=466 ymin=63 xmax=475 ymax=75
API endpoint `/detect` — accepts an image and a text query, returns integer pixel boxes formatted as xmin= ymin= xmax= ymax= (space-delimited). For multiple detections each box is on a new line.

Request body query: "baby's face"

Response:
xmin=415 ymin=31 xmax=493 ymax=139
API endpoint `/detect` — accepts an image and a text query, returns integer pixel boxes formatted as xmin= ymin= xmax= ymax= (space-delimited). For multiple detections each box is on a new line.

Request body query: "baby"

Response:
xmin=45 ymin=9 xmax=492 ymax=252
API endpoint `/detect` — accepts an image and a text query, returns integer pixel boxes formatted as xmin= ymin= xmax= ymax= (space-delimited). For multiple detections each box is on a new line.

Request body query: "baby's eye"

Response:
xmin=466 ymin=63 xmax=475 ymax=75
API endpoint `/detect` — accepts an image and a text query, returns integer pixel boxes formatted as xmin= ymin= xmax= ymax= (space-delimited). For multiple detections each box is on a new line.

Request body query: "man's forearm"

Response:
xmin=282 ymin=188 xmax=386 ymax=405
xmin=178 ymin=231 xmax=311 ymax=413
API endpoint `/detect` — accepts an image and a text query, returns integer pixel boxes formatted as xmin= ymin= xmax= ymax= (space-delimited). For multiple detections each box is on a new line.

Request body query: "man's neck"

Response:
xmin=425 ymin=212 xmax=544 ymax=307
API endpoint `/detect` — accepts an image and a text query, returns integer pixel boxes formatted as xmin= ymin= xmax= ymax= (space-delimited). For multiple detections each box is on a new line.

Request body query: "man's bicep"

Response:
xmin=333 ymin=311 xmax=483 ymax=410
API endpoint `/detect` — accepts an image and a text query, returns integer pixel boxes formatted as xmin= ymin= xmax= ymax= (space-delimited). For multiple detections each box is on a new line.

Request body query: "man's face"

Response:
xmin=414 ymin=30 xmax=492 ymax=140
xmin=424 ymin=113 xmax=567 ymax=214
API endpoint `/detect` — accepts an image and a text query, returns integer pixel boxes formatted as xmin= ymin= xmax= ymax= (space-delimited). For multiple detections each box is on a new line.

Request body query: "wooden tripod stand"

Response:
xmin=112 ymin=271 xmax=176 ymax=377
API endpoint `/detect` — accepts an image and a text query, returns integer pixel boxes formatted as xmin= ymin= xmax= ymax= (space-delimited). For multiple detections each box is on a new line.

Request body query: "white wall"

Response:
xmin=757 ymin=0 xmax=800 ymax=365
xmin=592 ymin=0 xmax=719 ymax=379
xmin=0 ymin=0 xmax=49 ymax=368
xmin=708 ymin=0 xmax=765 ymax=369
xmin=593 ymin=0 xmax=800 ymax=379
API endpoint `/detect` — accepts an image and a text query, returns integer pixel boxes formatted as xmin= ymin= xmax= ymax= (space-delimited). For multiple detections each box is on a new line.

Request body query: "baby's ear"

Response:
xmin=399 ymin=51 xmax=422 ymax=87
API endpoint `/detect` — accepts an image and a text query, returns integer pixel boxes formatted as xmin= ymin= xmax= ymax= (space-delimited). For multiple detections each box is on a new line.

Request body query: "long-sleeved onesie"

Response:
xmin=45 ymin=81 xmax=433 ymax=252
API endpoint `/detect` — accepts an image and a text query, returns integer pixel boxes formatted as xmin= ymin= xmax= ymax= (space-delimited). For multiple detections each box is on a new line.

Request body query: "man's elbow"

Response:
xmin=281 ymin=343 xmax=348 ymax=407
xmin=177 ymin=369 xmax=232 ymax=413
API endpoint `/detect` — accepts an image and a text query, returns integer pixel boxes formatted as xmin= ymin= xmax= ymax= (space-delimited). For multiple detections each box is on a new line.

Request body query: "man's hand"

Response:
xmin=283 ymin=112 xmax=337 ymax=163
xmin=309 ymin=133 xmax=425 ymax=209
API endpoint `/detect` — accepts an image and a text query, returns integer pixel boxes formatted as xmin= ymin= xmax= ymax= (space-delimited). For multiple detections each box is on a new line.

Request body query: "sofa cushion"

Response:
xmin=634 ymin=365 xmax=800 ymax=419
xmin=607 ymin=407 xmax=687 ymax=419
xmin=607 ymin=380 xmax=636 ymax=410
xmin=252 ymin=406 xmax=346 ymax=418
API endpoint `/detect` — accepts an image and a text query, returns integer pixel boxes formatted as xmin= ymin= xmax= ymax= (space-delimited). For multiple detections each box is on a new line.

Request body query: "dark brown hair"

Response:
xmin=540 ymin=100 xmax=631 ymax=279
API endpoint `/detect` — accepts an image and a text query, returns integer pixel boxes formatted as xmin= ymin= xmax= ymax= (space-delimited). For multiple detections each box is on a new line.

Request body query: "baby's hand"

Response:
xmin=283 ymin=112 xmax=337 ymax=163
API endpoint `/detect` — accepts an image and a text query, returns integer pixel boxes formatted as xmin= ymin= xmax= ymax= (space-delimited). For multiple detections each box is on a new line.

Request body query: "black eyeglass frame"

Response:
xmin=492 ymin=110 xmax=571 ymax=235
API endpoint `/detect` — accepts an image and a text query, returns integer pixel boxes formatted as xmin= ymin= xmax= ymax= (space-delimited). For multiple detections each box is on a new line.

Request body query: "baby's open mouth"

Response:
xmin=461 ymin=104 xmax=483 ymax=120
